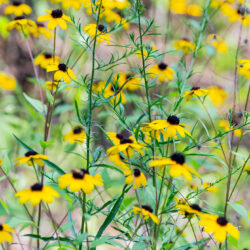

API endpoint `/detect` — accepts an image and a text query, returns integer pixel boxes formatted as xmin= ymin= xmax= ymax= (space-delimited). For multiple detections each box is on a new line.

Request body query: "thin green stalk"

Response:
xmin=189 ymin=219 xmax=200 ymax=250
xmin=79 ymin=192 xmax=87 ymax=250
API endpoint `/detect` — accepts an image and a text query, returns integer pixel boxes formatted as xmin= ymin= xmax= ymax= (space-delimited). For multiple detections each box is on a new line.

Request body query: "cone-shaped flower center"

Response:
xmin=0 ymin=224 xmax=3 ymax=231
xmin=73 ymin=126 xmax=83 ymax=134
xmin=98 ymin=24 xmax=105 ymax=32
xmin=13 ymin=1 xmax=21 ymax=6
xmin=119 ymin=154 xmax=124 ymax=160
xmin=44 ymin=53 xmax=52 ymax=59
xmin=133 ymin=168 xmax=141 ymax=177
xmin=72 ymin=169 xmax=89 ymax=179
xmin=36 ymin=22 xmax=45 ymax=27
xmin=167 ymin=115 xmax=180 ymax=125
xmin=25 ymin=150 xmax=38 ymax=157
xmin=14 ymin=16 xmax=25 ymax=20
xmin=31 ymin=183 xmax=43 ymax=191
xmin=51 ymin=9 xmax=63 ymax=18
xmin=191 ymin=86 xmax=200 ymax=91
xmin=58 ymin=63 xmax=67 ymax=72
xmin=182 ymin=37 xmax=190 ymax=41
xmin=158 ymin=62 xmax=167 ymax=70
xmin=217 ymin=217 xmax=228 ymax=226
xmin=116 ymin=133 xmax=124 ymax=140
xmin=120 ymin=138 xmax=133 ymax=144
xmin=142 ymin=205 xmax=153 ymax=213
xmin=190 ymin=204 xmax=202 ymax=212
xmin=171 ymin=153 xmax=185 ymax=164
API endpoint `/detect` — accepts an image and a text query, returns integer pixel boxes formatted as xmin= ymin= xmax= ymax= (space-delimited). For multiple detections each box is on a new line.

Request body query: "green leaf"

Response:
xmin=2 ymin=153 xmax=12 ymax=174
xmin=23 ymin=92 xmax=46 ymax=115
xmin=228 ymin=202 xmax=250 ymax=223
xmin=6 ymin=216 xmax=36 ymax=228
xmin=43 ymin=159 xmax=65 ymax=175
xmin=0 ymin=200 xmax=8 ymax=216
xmin=13 ymin=134 xmax=33 ymax=151
xmin=133 ymin=242 xmax=147 ymax=250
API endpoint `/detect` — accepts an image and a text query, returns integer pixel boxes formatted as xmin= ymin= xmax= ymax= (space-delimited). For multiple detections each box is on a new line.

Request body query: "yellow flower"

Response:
xmin=37 ymin=9 xmax=72 ymax=30
xmin=148 ymin=62 xmax=175 ymax=82
xmin=175 ymin=203 xmax=202 ymax=217
xmin=43 ymin=81 xmax=60 ymax=91
xmin=107 ymin=136 xmax=145 ymax=157
xmin=29 ymin=22 xmax=53 ymax=39
xmin=15 ymin=183 xmax=59 ymax=206
xmin=141 ymin=120 xmax=168 ymax=141
xmin=207 ymin=34 xmax=228 ymax=53
xmin=116 ymin=73 xmax=141 ymax=91
xmin=7 ymin=16 xmax=36 ymax=33
xmin=132 ymin=205 xmax=159 ymax=224
xmin=61 ymin=0 xmax=83 ymax=10
xmin=124 ymin=168 xmax=147 ymax=189
xmin=47 ymin=63 xmax=76 ymax=83
xmin=208 ymin=86 xmax=228 ymax=107
xmin=14 ymin=150 xmax=49 ymax=167
xmin=182 ymin=86 xmax=208 ymax=100
xmin=0 ymin=158 xmax=2 ymax=166
xmin=210 ymin=0 xmax=235 ymax=8
xmin=203 ymin=182 xmax=218 ymax=193
xmin=109 ymin=0 xmax=130 ymax=10
xmin=170 ymin=0 xmax=186 ymax=14
xmin=108 ymin=153 xmax=128 ymax=169
xmin=0 ymin=72 xmax=16 ymax=90
xmin=150 ymin=153 xmax=199 ymax=182
xmin=0 ymin=0 xmax=8 ymax=4
xmin=174 ymin=38 xmax=196 ymax=54
xmin=4 ymin=1 xmax=32 ymax=16
xmin=199 ymin=214 xmax=240 ymax=243
xmin=58 ymin=169 xmax=103 ymax=194
xmin=64 ymin=126 xmax=86 ymax=144
xmin=84 ymin=24 xmax=112 ymax=44
xmin=219 ymin=120 xmax=242 ymax=137
xmin=0 ymin=224 xmax=15 ymax=244
xmin=245 ymin=165 xmax=250 ymax=174
xmin=136 ymin=45 xmax=157 ymax=59
xmin=103 ymin=9 xmax=129 ymax=29
xmin=186 ymin=4 xmax=202 ymax=17
xmin=34 ymin=53 xmax=60 ymax=69
xmin=238 ymin=59 xmax=250 ymax=79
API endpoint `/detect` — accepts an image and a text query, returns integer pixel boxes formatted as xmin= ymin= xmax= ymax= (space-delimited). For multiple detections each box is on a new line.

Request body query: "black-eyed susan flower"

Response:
xmin=61 ymin=0 xmax=83 ymax=10
xmin=84 ymin=24 xmax=111 ymax=44
xmin=132 ymin=205 xmax=159 ymax=224
xmin=186 ymin=4 xmax=202 ymax=17
xmin=245 ymin=165 xmax=250 ymax=174
xmin=29 ymin=22 xmax=53 ymax=39
xmin=37 ymin=9 xmax=72 ymax=30
xmin=0 ymin=224 xmax=15 ymax=244
xmin=4 ymin=1 xmax=32 ymax=16
xmin=0 ymin=72 xmax=16 ymax=90
xmin=58 ymin=169 xmax=103 ymax=194
xmin=115 ymin=73 xmax=141 ymax=91
xmin=64 ymin=126 xmax=86 ymax=144
xmin=173 ymin=38 xmax=195 ymax=54
xmin=14 ymin=150 xmax=49 ymax=167
xmin=47 ymin=62 xmax=76 ymax=83
xmin=136 ymin=45 xmax=157 ymax=59
xmin=103 ymin=9 xmax=129 ymax=29
xmin=207 ymin=34 xmax=228 ymax=53
xmin=208 ymin=86 xmax=228 ymax=107
xmin=170 ymin=0 xmax=186 ymax=14
xmin=0 ymin=0 xmax=8 ymax=4
xmin=182 ymin=86 xmax=208 ymax=100
xmin=175 ymin=203 xmax=202 ymax=217
xmin=219 ymin=120 xmax=242 ymax=137
xmin=124 ymin=168 xmax=147 ymax=189
xmin=7 ymin=16 xmax=36 ymax=33
xmin=150 ymin=153 xmax=199 ymax=182
xmin=15 ymin=183 xmax=59 ymax=206
xmin=43 ymin=80 xmax=60 ymax=91
xmin=199 ymin=214 xmax=240 ymax=243
xmin=34 ymin=53 xmax=60 ymax=69
xmin=141 ymin=120 xmax=168 ymax=141
xmin=202 ymin=182 xmax=218 ymax=193
xmin=210 ymin=0 xmax=235 ymax=8
xmin=148 ymin=62 xmax=175 ymax=82
xmin=238 ymin=59 xmax=250 ymax=79
xmin=108 ymin=153 xmax=128 ymax=169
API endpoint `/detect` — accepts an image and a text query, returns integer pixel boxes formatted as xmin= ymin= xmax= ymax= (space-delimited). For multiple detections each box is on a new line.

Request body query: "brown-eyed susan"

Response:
xmin=175 ymin=203 xmax=202 ymax=217
xmin=15 ymin=183 xmax=60 ymax=206
xmin=0 ymin=72 xmax=16 ymax=90
xmin=182 ymin=86 xmax=208 ymax=100
xmin=47 ymin=62 xmax=76 ymax=83
xmin=132 ymin=205 xmax=159 ymax=224
xmin=170 ymin=0 xmax=186 ymax=14
xmin=148 ymin=62 xmax=175 ymax=82
xmin=14 ymin=150 xmax=49 ymax=167
xmin=173 ymin=38 xmax=195 ymax=54
xmin=34 ymin=53 xmax=60 ymax=69
xmin=141 ymin=120 xmax=168 ymax=141
xmin=186 ymin=4 xmax=202 ymax=17
xmin=150 ymin=153 xmax=199 ymax=182
xmin=199 ymin=214 xmax=240 ymax=243
xmin=116 ymin=73 xmax=141 ymax=91
xmin=108 ymin=153 xmax=128 ymax=169
xmin=136 ymin=45 xmax=157 ymax=59
xmin=238 ymin=59 xmax=250 ymax=79
xmin=37 ymin=9 xmax=72 ymax=30
xmin=211 ymin=0 xmax=235 ymax=8
xmin=61 ymin=0 xmax=83 ymax=10
xmin=0 ymin=224 xmax=15 ymax=244
xmin=207 ymin=34 xmax=228 ymax=53
xmin=0 ymin=0 xmax=8 ymax=4
xmin=58 ymin=169 xmax=103 ymax=194
xmin=123 ymin=168 xmax=147 ymax=189
xmin=202 ymin=182 xmax=218 ymax=193
xmin=7 ymin=16 xmax=36 ymax=33
xmin=103 ymin=9 xmax=129 ymax=30
xmin=245 ymin=165 xmax=250 ymax=174
xmin=84 ymin=24 xmax=111 ymax=44
xmin=29 ymin=22 xmax=53 ymax=39
xmin=219 ymin=120 xmax=242 ymax=137
xmin=106 ymin=132 xmax=125 ymax=145
xmin=64 ymin=126 xmax=86 ymax=144
xmin=43 ymin=81 xmax=60 ymax=91
xmin=4 ymin=1 xmax=32 ymax=16
xmin=208 ymin=86 xmax=228 ymax=107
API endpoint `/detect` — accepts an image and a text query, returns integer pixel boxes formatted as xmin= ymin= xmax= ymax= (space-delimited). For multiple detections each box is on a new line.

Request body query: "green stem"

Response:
xmin=79 ymin=192 xmax=87 ymax=250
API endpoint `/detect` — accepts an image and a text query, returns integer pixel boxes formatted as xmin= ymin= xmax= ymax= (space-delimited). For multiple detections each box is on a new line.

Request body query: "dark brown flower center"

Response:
xmin=58 ymin=63 xmax=67 ymax=72
xmin=182 ymin=37 xmax=190 ymax=41
xmin=36 ymin=22 xmax=45 ymax=27
xmin=237 ymin=6 xmax=246 ymax=15
xmin=72 ymin=169 xmax=89 ymax=179
xmin=133 ymin=168 xmax=141 ymax=177
xmin=51 ymin=9 xmax=63 ymax=18
xmin=119 ymin=154 xmax=124 ymax=160
xmin=25 ymin=150 xmax=38 ymax=157
xmin=73 ymin=126 xmax=83 ymax=134
xmin=116 ymin=133 xmax=124 ymax=140
xmin=98 ymin=24 xmax=105 ymax=32
xmin=217 ymin=217 xmax=228 ymax=226
xmin=14 ymin=15 xmax=25 ymax=20
xmin=158 ymin=62 xmax=167 ymax=70
xmin=191 ymin=86 xmax=200 ymax=91
xmin=13 ymin=1 xmax=21 ymax=6
xmin=142 ymin=205 xmax=153 ymax=213
xmin=171 ymin=153 xmax=185 ymax=165
xmin=44 ymin=53 xmax=52 ymax=59
xmin=126 ymin=74 xmax=132 ymax=80
xmin=120 ymin=138 xmax=133 ymax=144
xmin=0 ymin=224 xmax=3 ymax=231
xmin=167 ymin=115 xmax=180 ymax=125
xmin=31 ymin=183 xmax=43 ymax=191
xmin=190 ymin=204 xmax=202 ymax=212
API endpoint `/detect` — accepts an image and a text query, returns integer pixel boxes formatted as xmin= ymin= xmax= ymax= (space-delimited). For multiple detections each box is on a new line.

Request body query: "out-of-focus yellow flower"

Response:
xmin=190 ymin=182 xmax=218 ymax=193
xmin=0 ymin=0 xmax=9 ymax=4
xmin=34 ymin=53 xmax=60 ymax=69
xmin=0 ymin=224 xmax=15 ymax=244
xmin=142 ymin=120 xmax=168 ymax=141
xmin=124 ymin=168 xmax=147 ymax=189
xmin=61 ymin=0 xmax=83 ymax=10
xmin=174 ymin=38 xmax=196 ymax=53
xmin=103 ymin=9 xmax=129 ymax=29
xmin=4 ymin=1 xmax=32 ymax=16
xmin=37 ymin=9 xmax=72 ymax=30
xmin=29 ymin=22 xmax=53 ymax=39
xmin=43 ymin=81 xmax=59 ymax=91
xmin=219 ymin=120 xmax=242 ymax=137
xmin=207 ymin=34 xmax=228 ymax=53
xmin=148 ymin=62 xmax=175 ymax=82
xmin=64 ymin=126 xmax=86 ymax=144
xmin=115 ymin=73 xmax=141 ymax=91
xmin=211 ymin=0 xmax=235 ymax=8
xmin=84 ymin=24 xmax=111 ymax=44
xmin=238 ymin=59 xmax=250 ymax=79
xmin=186 ymin=4 xmax=202 ymax=16
xmin=108 ymin=153 xmax=128 ymax=169
xmin=176 ymin=203 xmax=202 ymax=217
xmin=7 ymin=16 xmax=36 ymax=34
xmin=0 ymin=72 xmax=16 ymax=90
xmin=245 ymin=165 xmax=250 ymax=174
xmin=199 ymin=214 xmax=240 ymax=243
xmin=132 ymin=205 xmax=159 ymax=224
xmin=208 ymin=86 xmax=228 ymax=107
xmin=170 ymin=0 xmax=186 ymax=14
xmin=183 ymin=86 xmax=208 ymax=100
xmin=136 ymin=45 xmax=157 ymax=59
